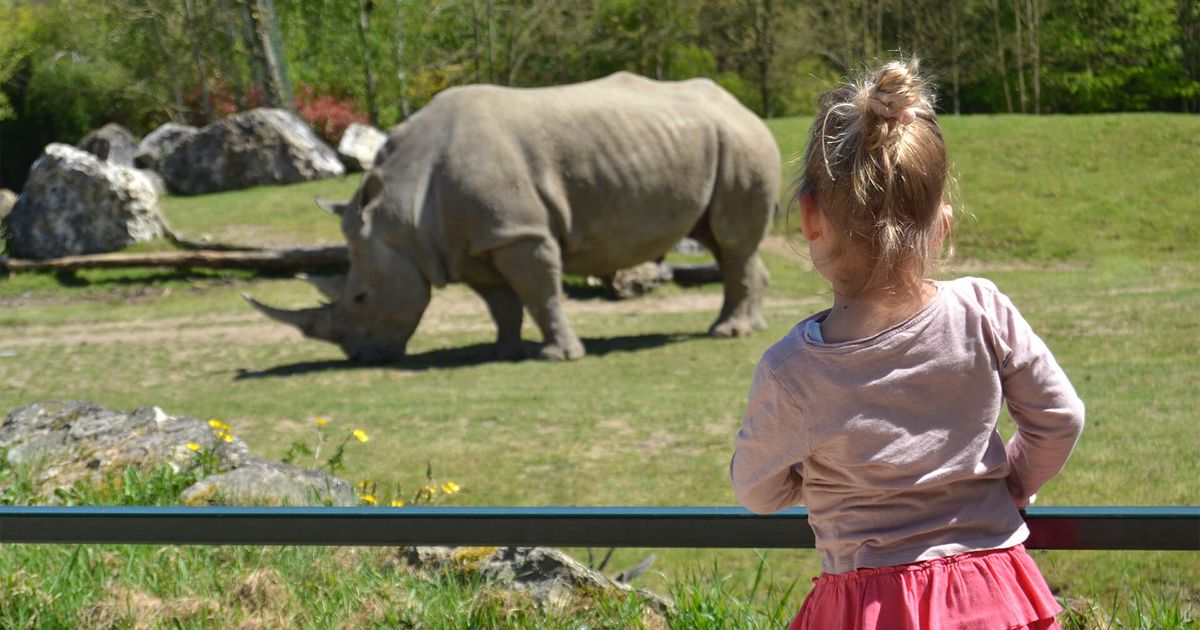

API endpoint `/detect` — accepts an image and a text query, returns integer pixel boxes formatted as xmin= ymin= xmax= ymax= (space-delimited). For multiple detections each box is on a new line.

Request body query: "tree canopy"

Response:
xmin=2 ymin=0 xmax=1197 ymax=190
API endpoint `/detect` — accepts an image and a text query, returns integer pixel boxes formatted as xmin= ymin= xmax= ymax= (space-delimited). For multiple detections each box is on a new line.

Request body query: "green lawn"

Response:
xmin=1 ymin=114 xmax=1198 ymax=625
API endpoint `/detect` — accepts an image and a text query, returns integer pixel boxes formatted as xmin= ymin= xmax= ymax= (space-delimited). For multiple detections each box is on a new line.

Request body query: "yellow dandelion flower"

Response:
xmin=351 ymin=429 xmax=370 ymax=443
xmin=185 ymin=443 xmax=201 ymax=452
xmin=208 ymin=419 xmax=230 ymax=431
xmin=217 ymin=431 xmax=234 ymax=443
xmin=441 ymin=482 xmax=461 ymax=495
xmin=361 ymin=494 xmax=377 ymax=505
xmin=357 ymin=480 xmax=372 ymax=490
xmin=390 ymin=499 xmax=405 ymax=507
xmin=315 ymin=418 xmax=329 ymax=426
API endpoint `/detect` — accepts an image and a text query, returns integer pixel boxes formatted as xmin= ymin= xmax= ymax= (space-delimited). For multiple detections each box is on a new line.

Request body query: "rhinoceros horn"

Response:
xmin=242 ymin=293 xmax=339 ymax=342
xmin=296 ymin=273 xmax=347 ymax=301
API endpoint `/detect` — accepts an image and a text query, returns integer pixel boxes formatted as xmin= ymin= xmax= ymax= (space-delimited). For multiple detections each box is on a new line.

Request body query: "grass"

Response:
xmin=1 ymin=114 xmax=1198 ymax=627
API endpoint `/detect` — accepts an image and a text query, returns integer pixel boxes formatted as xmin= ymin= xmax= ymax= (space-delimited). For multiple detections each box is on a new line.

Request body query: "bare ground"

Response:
xmin=2 ymin=284 xmax=811 ymax=350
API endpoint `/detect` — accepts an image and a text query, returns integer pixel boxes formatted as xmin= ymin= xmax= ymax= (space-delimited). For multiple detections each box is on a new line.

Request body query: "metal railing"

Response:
xmin=1 ymin=506 xmax=1197 ymax=550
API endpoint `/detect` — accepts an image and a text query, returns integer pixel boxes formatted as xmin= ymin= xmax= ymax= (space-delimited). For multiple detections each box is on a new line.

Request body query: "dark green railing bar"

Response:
xmin=0 ymin=506 xmax=1196 ymax=550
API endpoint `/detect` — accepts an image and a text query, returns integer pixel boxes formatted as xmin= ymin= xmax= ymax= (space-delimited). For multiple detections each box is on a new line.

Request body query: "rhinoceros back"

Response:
xmin=379 ymin=72 xmax=780 ymax=279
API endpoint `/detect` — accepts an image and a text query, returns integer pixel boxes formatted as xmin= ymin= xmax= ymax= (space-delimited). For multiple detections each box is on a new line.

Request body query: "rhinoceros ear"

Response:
xmin=315 ymin=197 xmax=350 ymax=215
xmin=297 ymin=273 xmax=347 ymax=302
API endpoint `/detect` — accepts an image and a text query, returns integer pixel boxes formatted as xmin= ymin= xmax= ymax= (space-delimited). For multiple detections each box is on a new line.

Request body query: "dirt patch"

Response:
xmin=4 ymin=286 xmax=808 ymax=350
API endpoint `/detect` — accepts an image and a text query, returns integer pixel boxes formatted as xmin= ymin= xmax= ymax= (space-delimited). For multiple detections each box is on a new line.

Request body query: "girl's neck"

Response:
xmin=819 ymin=279 xmax=936 ymax=343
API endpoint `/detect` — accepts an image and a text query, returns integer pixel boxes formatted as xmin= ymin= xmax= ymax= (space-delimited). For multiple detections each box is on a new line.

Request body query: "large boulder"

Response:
xmin=0 ymin=188 xmax=17 ymax=221
xmin=77 ymin=123 xmax=138 ymax=167
xmin=135 ymin=122 xmax=199 ymax=172
xmin=337 ymin=123 xmax=387 ymax=172
xmin=2 ymin=144 xmax=164 ymax=259
xmin=162 ymin=108 xmax=345 ymax=195
xmin=0 ymin=401 xmax=356 ymax=506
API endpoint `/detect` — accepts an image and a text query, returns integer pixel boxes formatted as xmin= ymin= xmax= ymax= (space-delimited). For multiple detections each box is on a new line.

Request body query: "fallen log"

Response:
xmin=0 ymin=246 xmax=350 ymax=274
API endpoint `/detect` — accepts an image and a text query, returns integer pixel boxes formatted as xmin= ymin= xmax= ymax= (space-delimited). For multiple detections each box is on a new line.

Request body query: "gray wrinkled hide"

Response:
xmin=77 ymin=122 xmax=138 ymax=167
xmin=162 ymin=108 xmax=344 ymax=195
xmin=135 ymin=122 xmax=199 ymax=171
xmin=3 ymin=144 xmax=164 ymax=259
xmin=0 ymin=401 xmax=355 ymax=507
xmin=253 ymin=72 xmax=780 ymax=363
xmin=337 ymin=122 xmax=387 ymax=171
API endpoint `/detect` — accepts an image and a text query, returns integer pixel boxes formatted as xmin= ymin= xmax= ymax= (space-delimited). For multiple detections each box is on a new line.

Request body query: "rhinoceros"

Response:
xmin=246 ymin=72 xmax=780 ymax=362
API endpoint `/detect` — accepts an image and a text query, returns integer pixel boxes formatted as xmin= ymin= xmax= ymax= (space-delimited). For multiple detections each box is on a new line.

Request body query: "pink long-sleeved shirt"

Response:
xmin=731 ymin=277 xmax=1085 ymax=574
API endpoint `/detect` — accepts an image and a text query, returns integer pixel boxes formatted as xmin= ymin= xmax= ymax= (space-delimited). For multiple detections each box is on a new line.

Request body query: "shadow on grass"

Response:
xmin=233 ymin=332 xmax=705 ymax=379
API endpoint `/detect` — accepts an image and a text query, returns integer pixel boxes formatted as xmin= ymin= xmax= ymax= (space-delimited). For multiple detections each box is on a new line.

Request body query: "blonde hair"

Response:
xmin=796 ymin=58 xmax=950 ymax=295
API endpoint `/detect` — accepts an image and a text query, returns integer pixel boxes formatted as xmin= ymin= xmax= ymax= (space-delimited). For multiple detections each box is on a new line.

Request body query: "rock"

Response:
xmin=77 ymin=123 xmax=139 ymax=167
xmin=0 ymin=188 xmax=17 ymax=221
xmin=603 ymin=261 xmax=673 ymax=300
xmin=2 ymin=144 xmax=164 ymax=259
xmin=162 ymin=108 xmax=345 ymax=195
xmin=672 ymin=237 xmax=707 ymax=256
xmin=0 ymin=401 xmax=351 ymax=506
xmin=134 ymin=122 xmax=199 ymax=172
xmin=336 ymin=123 xmax=388 ymax=172
xmin=398 ymin=546 xmax=674 ymax=615
xmin=180 ymin=461 xmax=356 ymax=506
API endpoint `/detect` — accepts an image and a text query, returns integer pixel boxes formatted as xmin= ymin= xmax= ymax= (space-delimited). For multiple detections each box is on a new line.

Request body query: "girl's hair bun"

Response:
xmin=795 ymin=57 xmax=949 ymax=295
xmin=865 ymin=60 xmax=925 ymax=125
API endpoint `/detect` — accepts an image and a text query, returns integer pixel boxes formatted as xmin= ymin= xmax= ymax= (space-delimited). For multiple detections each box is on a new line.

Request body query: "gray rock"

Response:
xmin=672 ymin=237 xmax=707 ymax=256
xmin=398 ymin=546 xmax=674 ymax=614
xmin=2 ymin=144 xmax=164 ymax=259
xmin=603 ymin=261 xmax=673 ymax=300
xmin=180 ymin=461 xmax=356 ymax=506
xmin=0 ymin=188 xmax=16 ymax=221
xmin=162 ymin=108 xmax=345 ymax=195
xmin=78 ymin=123 xmax=138 ymax=167
xmin=0 ymin=401 xmax=349 ymax=507
xmin=337 ymin=123 xmax=387 ymax=172
xmin=135 ymin=122 xmax=199 ymax=171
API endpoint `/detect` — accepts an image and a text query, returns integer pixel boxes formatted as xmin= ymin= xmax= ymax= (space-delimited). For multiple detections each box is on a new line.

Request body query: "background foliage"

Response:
xmin=1 ymin=0 xmax=1198 ymax=191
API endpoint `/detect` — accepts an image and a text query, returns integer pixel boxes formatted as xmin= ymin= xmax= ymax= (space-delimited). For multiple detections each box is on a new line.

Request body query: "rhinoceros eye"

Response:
xmin=353 ymin=292 xmax=367 ymax=304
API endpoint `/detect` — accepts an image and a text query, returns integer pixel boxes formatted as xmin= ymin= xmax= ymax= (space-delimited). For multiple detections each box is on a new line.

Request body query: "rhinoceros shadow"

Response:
xmin=233 ymin=332 xmax=705 ymax=379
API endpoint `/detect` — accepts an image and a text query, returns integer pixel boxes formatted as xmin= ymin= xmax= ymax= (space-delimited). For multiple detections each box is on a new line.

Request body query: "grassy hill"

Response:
xmin=2 ymin=114 xmax=1198 ymax=627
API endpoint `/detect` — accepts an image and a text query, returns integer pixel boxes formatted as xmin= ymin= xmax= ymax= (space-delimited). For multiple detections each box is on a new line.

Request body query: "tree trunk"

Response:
xmin=486 ymin=0 xmax=496 ymax=84
xmin=244 ymin=0 xmax=294 ymax=112
xmin=951 ymin=0 xmax=960 ymax=115
xmin=146 ymin=14 xmax=186 ymax=121
xmin=356 ymin=0 xmax=379 ymax=126
xmin=992 ymin=0 xmax=1013 ymax=113
xmin=1012 ymin=0 xmax=1027 ymax=114
xmin=392 ymin=0 xmax=410 ymax=118
xmin=1029 ymin=0 xmax=1041 ymax=114
xmin=184 ymin=0 xmax=215 ymax=122
xmin=472 ymin=0 xmax=482 ymax=83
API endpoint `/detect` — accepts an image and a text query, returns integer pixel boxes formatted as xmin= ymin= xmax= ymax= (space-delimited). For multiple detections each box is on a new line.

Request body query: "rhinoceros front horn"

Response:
xmin=243 ymin=293 xmax=339 ymax=342
xmin=296 ymin=273 xmax=347 ymax=301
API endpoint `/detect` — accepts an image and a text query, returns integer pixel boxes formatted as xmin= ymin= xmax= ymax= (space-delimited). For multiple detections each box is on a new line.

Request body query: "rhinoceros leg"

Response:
xmin=489 ymin=238 xmax=585 ymax=361
xmin=708 ymin=251 xmax=769 ymax=337
xmin=471 ymin=283 xmax=526 ymax=360
xmin=694 ymin=202 xmax=771 ymax=338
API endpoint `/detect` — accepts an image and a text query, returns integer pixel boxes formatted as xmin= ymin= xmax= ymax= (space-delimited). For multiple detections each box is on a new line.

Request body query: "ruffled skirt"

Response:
xmin=788 ymin=545 xmax=1061 ymax=630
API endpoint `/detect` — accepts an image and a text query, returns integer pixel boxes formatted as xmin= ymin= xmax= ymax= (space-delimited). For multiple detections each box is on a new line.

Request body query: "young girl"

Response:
xmin=730 ymin=59 xmax=1085 ymax=630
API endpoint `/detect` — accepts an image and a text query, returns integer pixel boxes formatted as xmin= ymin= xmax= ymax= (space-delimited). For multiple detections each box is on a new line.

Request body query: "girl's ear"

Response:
xmin=800 ymin=194 xmax=823 ymax=241
xmin=933 ymin=203 xmax=953 ymax=247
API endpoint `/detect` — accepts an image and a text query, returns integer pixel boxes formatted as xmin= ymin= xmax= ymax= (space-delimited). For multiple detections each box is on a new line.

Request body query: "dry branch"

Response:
xmin=0 ymin=246 xmax=349 ymax=274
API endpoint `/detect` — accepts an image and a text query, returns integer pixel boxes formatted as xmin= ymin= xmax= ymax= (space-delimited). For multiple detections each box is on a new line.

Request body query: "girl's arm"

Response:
xmin=731 ymin=361 xmax=809 ymax=514
xmin=990 ymin=288 xmax=1086 ymax=507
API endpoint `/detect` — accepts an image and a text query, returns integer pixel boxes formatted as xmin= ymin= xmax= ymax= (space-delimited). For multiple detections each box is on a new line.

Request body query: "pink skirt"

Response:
xmin=788 ymin=545 xmax=1062 ymax=630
